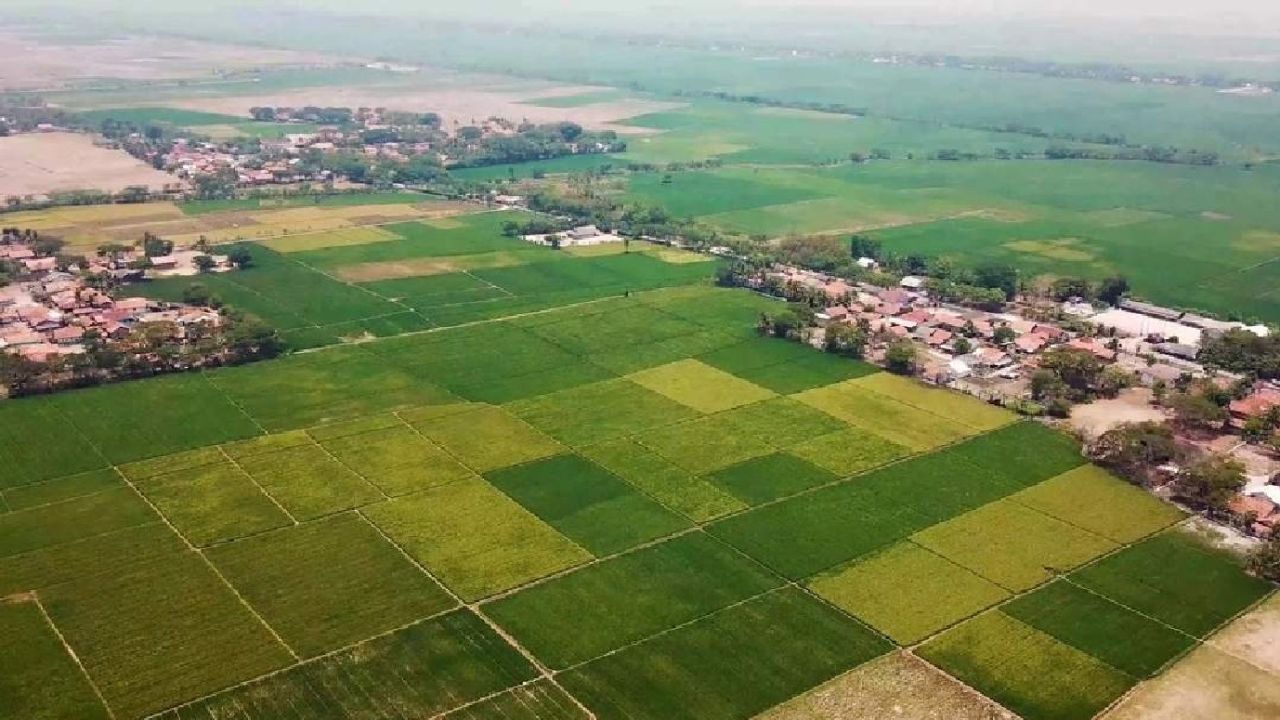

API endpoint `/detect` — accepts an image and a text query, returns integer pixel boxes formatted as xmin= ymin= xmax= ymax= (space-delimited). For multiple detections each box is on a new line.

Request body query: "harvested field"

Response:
xmin=1103 ymin=644 xmax=1280 ymax=720
xmin=919 ymin=611 xmax=1134 ymax=720
xmin=483 ymin=532 xmax=782 ymax=669
xmin=206 ymin=513 xmax=456 ymax=657
xmin=1208 ymin=592 xmax=1280 ymax=676
xmin=809 ymin=541 xmax=1009 ymax=645
xmin=559 ymin=588 xmax=892 ymax=720
xmin=259 ymin=225 xmax=398 ymax=253
xmin=362 ymin=477 xmax=590 ymax=601
xmin=156 ymin=611 xmax=539 ymax=720
xmin=485 ymin=454 xmax=689 ymax=556
xmin=757 ymin=651 xmax=1015 ymax=720
xmin=0 ymin=132 xmax=177 ymax=197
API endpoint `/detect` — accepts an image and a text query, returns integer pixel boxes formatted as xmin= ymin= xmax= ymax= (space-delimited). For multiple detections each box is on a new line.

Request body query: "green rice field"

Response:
xmin=0 ymin=283 xmax=1271 ymax=720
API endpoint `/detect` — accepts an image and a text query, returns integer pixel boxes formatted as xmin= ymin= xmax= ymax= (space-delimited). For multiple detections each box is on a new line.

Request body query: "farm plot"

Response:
xmin=1 ymin=468 xmax=121 ymax=512
xmin=521 ymin=302 xmax=704 ymax=356
xmin=850 ymin=373 xmax=1015 ymax=432
xmin=507 ymin=378 xmax=697 ymax=447
xmin=912 ymin=499 xmax=1117 ymax=592
xmin=788 ymin=427 xmax=911 ymax=477
xmin=206 ymin=513 xmax=456 ymax=658
xmin=300 ymin=213 xmax=523 ymax=270
xmin=320 ymin=423 xmax=477 ymax=496
xmin=794 ymin=380 xmax=973 ymax=451
xmin=577 ymin=439 xmax=746 ymax=522
xmin=629 ymin=359 xmax=776 ymax=413
xmin=157 ymin=611 xmax=538 ymax=720
xmin=0 ymin=523 xmax=187 ymax=597
xmin=485 ymin=454 xmax=689 ymax=556
xmin=130 ymin=458 xmax=292 ymax=547
xmin=405 ymin=404 xmax=564 ymax=473
xmin=49 ymin=374 xmax=262 ymax=464
xmin=1003 ymin=581 xmax=1195 ymax=678
xmin=221 ymin=429 xmax=313 ymax=460
xmin=808 ymin=541 xmax=1009 ymax=645
xmin=698 ymin=336 xmax=878 ymax=394
xmin=442 ymin=679 xmax=588 ymax=720
xmin=559 ymin=587 xmax=892 ymax=720
xmin=637 ymin=414 xmax=777 ymax=475
xmin=1070 ymin=530 xmax=1272 ymax=637
xmin=706 ymin=453 xmax=838 ymax=505
xmin=758 ymin=651 xmax=1016 ymax=720
xmin=363 ymin=477 xmax=590 ymax=601
xmin=236 ymin=444 xmax=384 ymax=521
xmin=919 ymin=611 xmax=1134 ymax=720
xmin=259 ymin=225 xmax=399 ymax=253
xmin=945 ymin=421 xmax=1087 ymax=490
xmin=41 ymin=553 xmax=293 ymax=719
xmin=483 ymin=532 xmax=782 ymax=669
xmin=713 ymin=397 xmax=847 ymax=448
xmin=0 ymin=486 xmax=158 ymax=559
xmin=0 ymin=599 xmax=111 ymax=720
xmin=1013 ymin=465 xmax=1185 ymax=543
xmin=0 ymin=401 xmax=107 ymax=488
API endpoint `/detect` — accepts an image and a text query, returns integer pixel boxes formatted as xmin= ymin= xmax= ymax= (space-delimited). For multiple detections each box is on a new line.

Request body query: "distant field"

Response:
xmin=0 ymin=284 xmax=1270 ymax=720
xmin=0 ymin=132 xmax=177 ymax=197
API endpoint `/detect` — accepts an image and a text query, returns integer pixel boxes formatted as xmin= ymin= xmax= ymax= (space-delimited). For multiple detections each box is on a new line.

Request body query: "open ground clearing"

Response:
xmin=0 ymin=284 xmax=1272 ymax=720
xmin=0 ymin=132 xmax=177 ymax=197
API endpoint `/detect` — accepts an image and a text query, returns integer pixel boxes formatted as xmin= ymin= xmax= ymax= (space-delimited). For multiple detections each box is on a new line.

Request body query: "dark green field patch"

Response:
xmin=158 ymin=610 xmax=538 ymax=720
xmin=50 ymin=374 xmax=262 ymax=464
xmin=0 ymin=523 xmax=187 ymax=596
xmin=559 ymin=587 xmax=892 ymax=720
xmin=43 ymin=553 xmax=293 ymax=719
xmin=442 ymin=680 xmax=588 ymax=720
xmin=1070 ymin=530 xmax=1272 ymax=637
xmin=523 ymin=302 xmax=703 ymax=356
xmin=0 ymin=600 xmax=111 ymax=720
xmin=706 ymin=453 xmax=838 ymax=505
xmin=1004 ymin=580 xmax=1195 ymax=678
xmin=945 ymin=421 xmax=1085 ymax=490
xmin=207 ymin=513 xmax=456 ymax=657
xmin=698 ymin=336 xmax=878 ymax=394
xmin=484 ymin=532 xmax=782 ymax=669
xmin=486 ymin=454 xmax=690 ymax=556
xmin=132 ymin=460 xmax=292 ymax=547
xmin=0 ymin=486 xmax=157 ymax=559
xmin=507 ymin=378 xmax=698 ymax=447
xmin=918 ymin=611 xmax=1133 ymax=720
xmin=2 ymin=468 xmax=122 ymax=512
xmin=0 ymin=401 xmax=106 ymax=488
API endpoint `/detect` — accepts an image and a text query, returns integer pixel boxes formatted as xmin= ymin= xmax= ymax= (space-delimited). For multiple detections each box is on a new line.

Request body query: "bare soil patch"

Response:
xmin=1103 ymin=644 xmax=1280 ymax=720
xmin=1069 ymin=388 xmax=1165 ymax=440
xmin=756 ymin=652 xmax=1015 ymax=720
xmin=0 ymin=132 xmax=177 ymax=198
xmin=1209 ymin=593 xmax=1280 ymax=676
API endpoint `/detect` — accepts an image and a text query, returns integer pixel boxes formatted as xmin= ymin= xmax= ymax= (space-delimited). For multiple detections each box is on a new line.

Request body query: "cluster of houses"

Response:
xmin=522 ymin=225 xmax=624 ymax=248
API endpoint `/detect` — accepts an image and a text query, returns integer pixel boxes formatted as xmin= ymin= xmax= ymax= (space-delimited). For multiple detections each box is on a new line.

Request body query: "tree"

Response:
xmin=142 ymin=232 xmax=173 ymax=258
xmin=885 ymin=340 xmax=917 ymax=375
xmin=973 ymin=262 xmax=1018 ymax=300
xmin=1173 ymin=455 xmax=1246 ymax=513
xmin=182 ymin=283 xmax=215 ymax=307
xmin=993 ymin=325 xmax=1016 ymax=345
xmin=1088 ymin=421 xmax=1178 ymax=482
xmin=849 ymin=234 xmax=882 ymax=261
xmin=1247 ymin=535 xmax=1280 ymax=583
xmin=193 ymin=255 xmax=216 ymax=273
xmin=1050 ymin=277 xmax=1093 ymax=301
xmin=227 ymin=246 xmax=253 ymax=269
xmin=1036 ymin=348 xmax=1104 ymax=401
xmin=824 ymin=323 xmax=868 ymax=359
xmin=1097 ymin=275 xmax=1130 ymax=306
xmin=953 ymin=336 xmax=973 ymax=355
xmin=1169 ymin=391 xmax=1229 ymax=430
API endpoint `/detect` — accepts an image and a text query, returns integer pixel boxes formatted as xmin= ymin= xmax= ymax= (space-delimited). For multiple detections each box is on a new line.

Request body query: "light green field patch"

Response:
xmin=322 ymin=425 xmax=476 ymax=496
xmin=1233 ymin=229 xmax=1280 ymax=253
xmin=788 ymin=428 xmax=912 ymax=477
xmin=237 ymin=444 xmax=384 ymax=521
xmin=650 ymin=246 xmax=714 ymax=264
xmin=363 ymin=476 xmax=590 ymax=601
xmin=794 ymin=380 xmax=973 ymax=451
xmin=913 ymin=499 xmax=1118 ymax=592
xmin=206 ymin=513 xmax=456 ymax=657
xmin=260 ymin=225 xmax=397 ymax=253
xmin=507 ymin=378 xmax=698 ymax=447
xmin=637 ymin=414 xmax=776 ymax=475
xmin=220 ymin=430 xmax=312 ymax=460
xmin=578 ymin=439 xmax=746 ymax=522
xmin=131 ymin=461 xmax=290 ymax=547
xmin=1004 ymin=238 xmax=1096 ymax=262
xmin=406 ymin=404 xmax=564 ymax=473
xmin=715 ymin=397 xmax=848 ymax=448
xmin=304 ymin=413 xmax=404 ymax=441
xmin=1083 ymin=207 xmax=1170 ymax=227
xmin=118 ymin=446 xmax=224 ymax=481
xmin=629 ymin=359 xmax=775 ymax=414
xmin=851 ymin=373 xmax=1016 ymax=431
xmin=1014 ymin=465 xmax=1185 ymax=543
xmin=918 ymin=611 xmax=1134 ymax=720
xmin=808 ymin=541 xmax=1010 ymax=645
